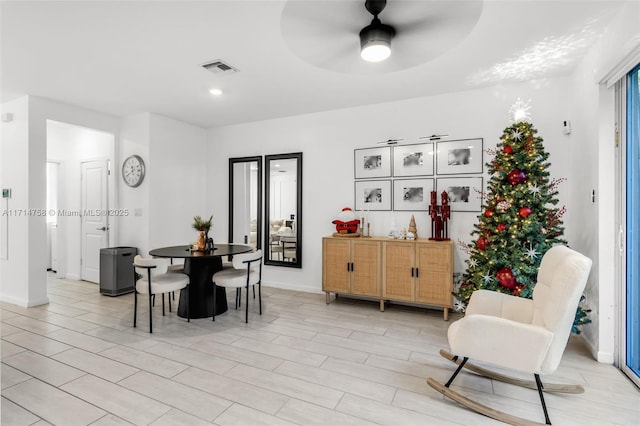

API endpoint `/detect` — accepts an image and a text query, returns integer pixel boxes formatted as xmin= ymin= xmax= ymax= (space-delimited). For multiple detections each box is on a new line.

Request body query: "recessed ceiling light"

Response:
xmin=209 ymin=88 xmax=223 ymax=96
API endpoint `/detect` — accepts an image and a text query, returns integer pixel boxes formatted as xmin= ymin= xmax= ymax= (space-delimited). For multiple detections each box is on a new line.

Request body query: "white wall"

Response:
xmin=117 ymin=113 xmax=207 ymax=257
xmin=118 ymin=113 xmax=151 ymax=256
xmin=0 ymin=96 xmax=119 ymax=307
xmin=207 ymin=79 xmax=572 ymax=293
xmin=148 ymin=113 xmax=207 ymax=250
xmin=566 ymin=1 xmax=640 ymax=363
xmin=0 ymin=96 xmax=40 ymax=306
xmin=47 ymin=121 xmax=114 ymax=280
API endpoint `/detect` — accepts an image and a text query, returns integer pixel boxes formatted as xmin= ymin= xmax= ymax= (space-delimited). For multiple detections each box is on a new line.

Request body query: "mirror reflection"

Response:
xmin=265 ymin=153 xmax=302 ymax=267
xmin=229 ymin=157 xmax=262 ymax=249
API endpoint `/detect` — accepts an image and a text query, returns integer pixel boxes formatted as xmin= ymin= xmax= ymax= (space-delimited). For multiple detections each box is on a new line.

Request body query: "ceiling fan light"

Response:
xmin=361 ymin=41 xmax=391 ymax=62
xmin=359 ymin=21 xmax=394 ymax=62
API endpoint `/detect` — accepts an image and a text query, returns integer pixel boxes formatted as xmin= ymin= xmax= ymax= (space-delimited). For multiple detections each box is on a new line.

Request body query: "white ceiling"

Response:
xmin=0 ymin=1 xmax=626 ymax=129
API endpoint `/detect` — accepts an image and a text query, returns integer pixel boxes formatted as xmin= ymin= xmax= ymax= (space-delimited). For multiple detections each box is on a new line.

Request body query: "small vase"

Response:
xmin=196 ymin=231 xmax=206 ymax=250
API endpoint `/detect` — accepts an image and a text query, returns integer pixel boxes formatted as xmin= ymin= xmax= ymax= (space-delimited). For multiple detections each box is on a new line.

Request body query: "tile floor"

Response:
xmin=1 ymin=275 xmax=639 ymax=425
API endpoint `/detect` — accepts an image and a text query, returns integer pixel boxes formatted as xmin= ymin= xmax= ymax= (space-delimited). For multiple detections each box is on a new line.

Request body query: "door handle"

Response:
xmin=96 ymin=226 xmax=108 ymax=231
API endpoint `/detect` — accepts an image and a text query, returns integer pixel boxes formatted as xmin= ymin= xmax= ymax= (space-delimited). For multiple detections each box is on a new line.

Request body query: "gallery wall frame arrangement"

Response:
xmin=353 ymin=137 xmax=485 ymax=213
xmin=354 ymin=179 xmax=392 ymax=211
xmin=393 ymin=178 xmax=434 ymax=211
xmin=435 ymin=138 xmax=483 ymax=175
xmin=392 ymin=142 xmax=434 ymax=177
xmin=354 ymin=146 xmax=392 ymax=179
xmin=436 ymin=177 xmax=483 ymax=212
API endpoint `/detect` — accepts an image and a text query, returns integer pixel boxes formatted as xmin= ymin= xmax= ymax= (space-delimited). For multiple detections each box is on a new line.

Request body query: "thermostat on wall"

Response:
xmin=2 ymin=189 xmax=10 ymax=198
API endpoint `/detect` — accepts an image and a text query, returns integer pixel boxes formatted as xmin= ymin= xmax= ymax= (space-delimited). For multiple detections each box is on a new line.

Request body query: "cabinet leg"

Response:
xmin=325 ymin=292 xmax=330 ymax=305
xmin=380 ymin=299 xmax=385 ymax=312
xmin=443 ymin=307 xmax=449 ymax=321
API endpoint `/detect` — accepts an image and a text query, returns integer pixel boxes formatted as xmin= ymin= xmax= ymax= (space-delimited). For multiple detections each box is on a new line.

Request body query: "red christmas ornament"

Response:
xmin=518 ymin=206 xmax=532 ymax=218
xmin=496 ymin=268 xmax=517 ymax=289
xmin=503 ymin=145 xmax=513 ymax=154
xmin=476 ymin=237 xmax=488 ymax=251
xmin=497 ymin=223 xmax=507 ymax=232
xmin=484 ymin=209 xmax=495 ymax=218
xmin=507 ymin=170 xmax=527 ymax=185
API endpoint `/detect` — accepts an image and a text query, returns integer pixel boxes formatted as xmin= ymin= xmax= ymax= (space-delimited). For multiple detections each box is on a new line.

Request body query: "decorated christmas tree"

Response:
xmin=455 ymin=101 xmax=589 ymax=332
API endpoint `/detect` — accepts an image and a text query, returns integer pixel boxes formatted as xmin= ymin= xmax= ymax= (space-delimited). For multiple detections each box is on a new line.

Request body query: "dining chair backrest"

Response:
xmin=232 ymin=249 xmax=263 ymax=271
xmin=134 ymin=255 xmax=169 ymax=277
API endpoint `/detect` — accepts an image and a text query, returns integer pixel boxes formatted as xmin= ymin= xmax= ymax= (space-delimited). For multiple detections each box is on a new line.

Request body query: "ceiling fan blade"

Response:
xmin=280 ymin=0 xmax=483 ymax=74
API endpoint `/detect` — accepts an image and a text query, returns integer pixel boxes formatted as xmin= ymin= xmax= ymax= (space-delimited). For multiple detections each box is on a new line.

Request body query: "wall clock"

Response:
xmin=122 ymin=155 xmax=145 ymax=188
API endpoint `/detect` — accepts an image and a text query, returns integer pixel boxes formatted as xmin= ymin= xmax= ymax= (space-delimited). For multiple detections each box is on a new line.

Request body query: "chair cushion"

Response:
xmin=448 ymin=314 xmax=554 ymax=374
xmin=213 ymin=267 xmax=259 ymax=288
xmin=167 ymin=264 xmax=184 ymax=273
xmin=136 ymin=273 xmax=189 ymax=295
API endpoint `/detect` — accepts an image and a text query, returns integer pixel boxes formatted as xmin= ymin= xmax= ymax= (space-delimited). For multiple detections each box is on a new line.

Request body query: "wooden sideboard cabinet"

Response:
xmin=322 ymin=236 xmax=453 ymax=320
xmin=322 ymin=237 xmax=381 ymax=302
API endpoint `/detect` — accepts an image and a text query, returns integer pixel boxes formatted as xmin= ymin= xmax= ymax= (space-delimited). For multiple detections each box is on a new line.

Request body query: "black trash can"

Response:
xmin=100 ymin=247 xmax=137 ymax=296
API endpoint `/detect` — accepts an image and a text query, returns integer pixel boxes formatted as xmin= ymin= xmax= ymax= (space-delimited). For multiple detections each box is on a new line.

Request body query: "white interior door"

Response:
xmin=81 ymin=160 xmax=109 ymax=283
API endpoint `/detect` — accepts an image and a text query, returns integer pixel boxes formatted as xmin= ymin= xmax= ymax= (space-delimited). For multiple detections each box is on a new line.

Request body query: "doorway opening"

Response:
xmin=46 ymin=120 xmax=115 ymax=283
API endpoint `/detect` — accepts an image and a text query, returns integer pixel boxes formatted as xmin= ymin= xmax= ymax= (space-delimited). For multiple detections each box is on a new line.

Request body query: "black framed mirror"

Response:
xmin=229 ymin=156 xmax=262 ymax=249
xmin=264 ymin=153 xmax=302 ymax=268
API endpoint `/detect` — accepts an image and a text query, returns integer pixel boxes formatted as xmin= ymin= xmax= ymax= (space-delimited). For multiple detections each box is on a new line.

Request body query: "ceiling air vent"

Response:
xmin=200 ymin=59 xmax=239 ymax=75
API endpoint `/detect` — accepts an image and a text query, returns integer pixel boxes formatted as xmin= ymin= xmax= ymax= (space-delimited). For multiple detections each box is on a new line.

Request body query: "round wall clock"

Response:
xmin=122 ymin=155 xmax=146 ymax=188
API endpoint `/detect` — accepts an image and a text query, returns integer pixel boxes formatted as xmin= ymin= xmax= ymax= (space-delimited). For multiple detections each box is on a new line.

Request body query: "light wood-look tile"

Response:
xmin=119 ymin=371 xmax=232 ymax=421
xmin=275 ymin=360 xmax=396 ymax=403
xmin=61 ymin=375 xmax=171 ymax=426
xmin=149 ymin=408 xmax=214 ymax=426
xmin=1 ymin=396 xmax=42 ymax=426
xmin=3 ymin=331 xmax=71 ymax=356
xmin=3 ymin=350 xmax=86 ymax=386
xmin=46 ymin=329 xmax=117 ymax=353
xmin=52 ymin=348 xmax=139 ymax=382
xmin=226 ymin=363 xmax=344 ymax=408
xmin=3 ymin=378 xmax=106 ymax=426
xmin=1 ymin=278 xmax=638 ymax=426
xmin=214 ymin=403 xmax=298 ymax=426
xmin=1 ymin=363 xmax=32 ymax=389
xmin=277 ymin=398 xmax=380 ymax=426
xmin=173 ymin=367 xmax=289 ymax=415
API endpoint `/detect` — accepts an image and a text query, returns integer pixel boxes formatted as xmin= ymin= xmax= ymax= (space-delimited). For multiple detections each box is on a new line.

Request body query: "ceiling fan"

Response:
xmin=280 ymin=0 xmax=483 ymax=74
xmin=359 ymin=0 xmax=395 ymax=62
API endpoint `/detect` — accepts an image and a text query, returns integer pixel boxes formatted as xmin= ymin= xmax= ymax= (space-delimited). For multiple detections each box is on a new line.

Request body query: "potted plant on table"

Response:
xmin=192 ymin=215 xmax=213 ymax=250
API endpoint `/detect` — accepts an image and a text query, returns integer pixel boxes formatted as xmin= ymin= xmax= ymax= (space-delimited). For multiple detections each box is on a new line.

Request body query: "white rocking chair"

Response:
xmin=428 ymin=245 xmax=592 ymax=425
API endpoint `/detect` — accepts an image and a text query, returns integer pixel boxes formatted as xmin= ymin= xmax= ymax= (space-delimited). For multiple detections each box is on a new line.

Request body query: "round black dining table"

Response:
xmin=149 ymin=244 xmax=253 ymax=319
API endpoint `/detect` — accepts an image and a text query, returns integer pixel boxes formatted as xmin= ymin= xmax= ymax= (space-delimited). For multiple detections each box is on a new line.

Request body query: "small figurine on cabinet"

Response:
xmin=428 ymin=191 xmax=451 ymax=241
xmin=332 ymin=207 xmax=361 ymax=236
xmin=408 ymin=214 xmax=418 ymax=239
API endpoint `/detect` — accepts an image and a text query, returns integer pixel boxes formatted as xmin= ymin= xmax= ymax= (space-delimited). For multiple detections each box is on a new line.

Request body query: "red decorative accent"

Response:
xmin=496 ymin=268 xmax=517 ymax=289
xmin=483 ymin=209 xmax=495 ymax=218
xmin=503 ymin=145 xmax=513 ymax=154
xmin=476 ymin=237 xmax=488 ymax=251
xmin=518 ymin=206 xmax=532 ymax=218
xmin=507 ymin=170 xmax=527 ymax=185
xmin=497 ymin=223 xmax=507 ymax=232
xmin=332 ymin=207 xmax=360 ymax=233
xmin=428 ymin=190 xmax=451 ymax=241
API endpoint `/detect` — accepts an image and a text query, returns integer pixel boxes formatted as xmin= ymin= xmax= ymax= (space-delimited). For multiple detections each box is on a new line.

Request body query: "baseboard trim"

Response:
xmin=261 ymin=280 xmax=323 ymax=294
xmin=578 ymin=333 xmax=614 ymax=364
xmin=0 ymin=294 xmax=49 ymax=308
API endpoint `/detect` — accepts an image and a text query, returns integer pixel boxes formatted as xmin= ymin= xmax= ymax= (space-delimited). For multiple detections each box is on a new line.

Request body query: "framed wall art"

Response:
xmin=354 ymin=180 xmax=392 ymax=211
xmin=435 ymin=138 xmax=483 ymax=175
xmin=393 ymin=178 xmax=434 ymax=211
xmin=436 ymin=177 xmax=483 ymax=212
xmin=393 ymin=143 xmax=434 ymax=177
xmin=354 ymin=146 xmax=392 ymax=179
